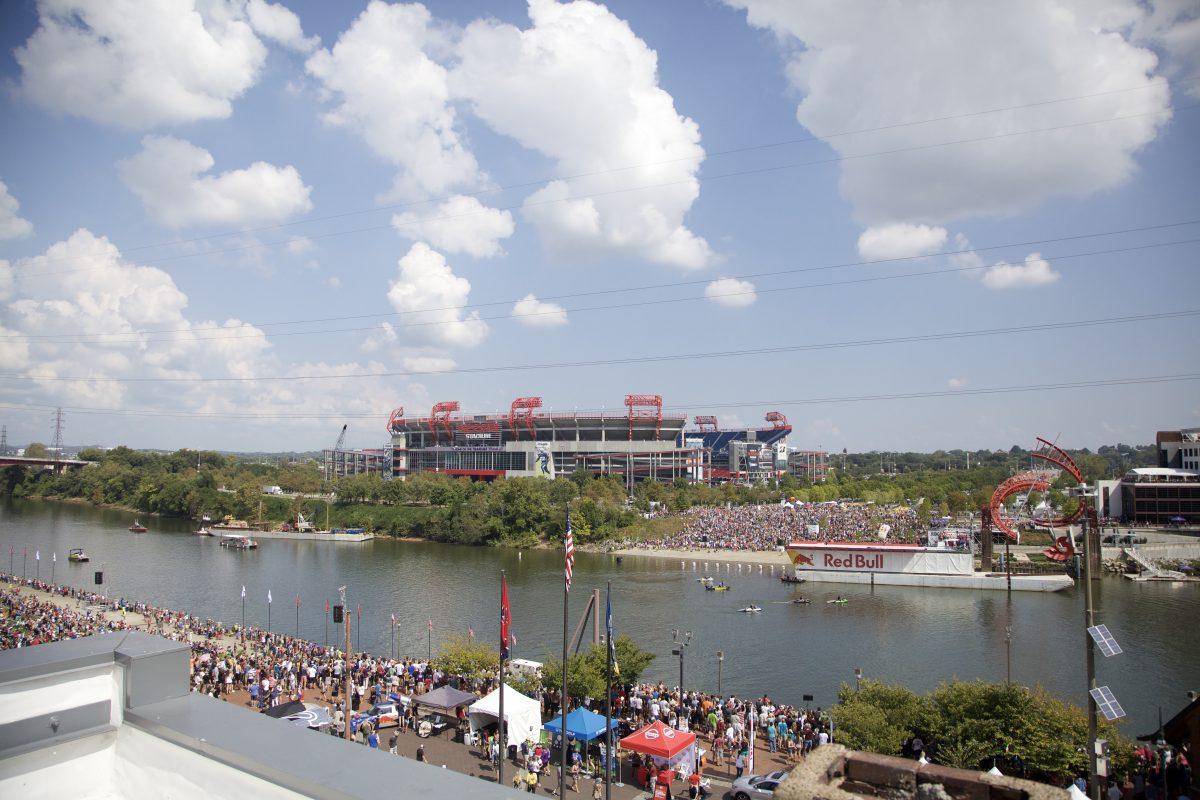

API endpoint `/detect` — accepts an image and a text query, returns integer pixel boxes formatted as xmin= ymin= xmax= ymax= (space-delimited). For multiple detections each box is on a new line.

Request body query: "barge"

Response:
xmin=785 ymin=541 xmax=1073 ymax=593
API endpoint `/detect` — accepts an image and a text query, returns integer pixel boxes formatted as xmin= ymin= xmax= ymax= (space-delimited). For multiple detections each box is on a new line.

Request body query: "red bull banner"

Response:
xmin=786 ymin=542 xmax=973 ymax=575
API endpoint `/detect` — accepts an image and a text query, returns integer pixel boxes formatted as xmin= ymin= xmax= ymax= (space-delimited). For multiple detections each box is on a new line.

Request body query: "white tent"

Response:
xmin=467 ymin=685 xmax=541 ymax=747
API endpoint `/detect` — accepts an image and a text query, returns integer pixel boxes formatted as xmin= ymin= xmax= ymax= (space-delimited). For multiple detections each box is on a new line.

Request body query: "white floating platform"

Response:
xmin=799 ymin=569 xmax=1073 ymax=592
xmin=251 ymin=530 xmax=375 ymax=543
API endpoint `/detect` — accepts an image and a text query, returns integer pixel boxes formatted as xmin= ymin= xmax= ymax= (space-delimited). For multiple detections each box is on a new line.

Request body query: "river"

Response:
xmin=2 ymin=498 xmax=1195 ymax=734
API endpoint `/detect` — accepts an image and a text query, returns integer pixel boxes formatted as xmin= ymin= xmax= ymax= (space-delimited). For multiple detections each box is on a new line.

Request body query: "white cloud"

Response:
xmin=392 ymin=195 xmax=514 ymax=258
xmin=452 ymin=0 xmax=712 ymax=269
xmin=948 ymin=377 xmax=968 ymax=388
xmin=15 ymin=0 xmax=269 ymax=128
xmin=305 ymin=1 xmax=481 ymax=201
xmin=286 ymin=237 xmax=314 ymax=255
xmin=246 ymin=0 xmax=318 ymax=53
xmin=385 ymin=242 xmax=488 ymax=348
xmin=981 ymin=253 xmax=1060 ymax=289
xmin=704 ymin=277 xmax=757 ymax=307
xmin=857 ymin=223 xmax=947 ymax=261
xmin=0 ymin=228 xmax=273 ymax=408
xmin=118 ymin=136 xmax=313 ymax=228
xmin=325 ymin=276 xmax=340 ymax=289
xmin=0 ymin=181 xmax=34 ymax=241
xmin=401 ymin=355 xmax=456 ymax=373
xmin=512 ymin=294 xmax=569 ymax=327
xmin=0 ymin=260 xmax=14 ymax=302
xmin=0 ymin=180 xmax=34 ymax=240
xmin=948 ymin=232 xmax=984 ymax=270
xmin=725 ymin=0 xmax=1171 ymax=225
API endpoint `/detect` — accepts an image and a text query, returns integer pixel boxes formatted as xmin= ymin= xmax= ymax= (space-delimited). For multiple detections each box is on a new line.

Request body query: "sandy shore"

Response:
xmin=611 ymin=546 xmax=792 ymax=567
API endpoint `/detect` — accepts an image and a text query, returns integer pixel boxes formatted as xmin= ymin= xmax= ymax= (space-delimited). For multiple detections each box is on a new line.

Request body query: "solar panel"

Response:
xmin=1087 ymin=624 xmax=1123 ymax=658
xmin=1090 ymin=686 xmax=1126 ymax=721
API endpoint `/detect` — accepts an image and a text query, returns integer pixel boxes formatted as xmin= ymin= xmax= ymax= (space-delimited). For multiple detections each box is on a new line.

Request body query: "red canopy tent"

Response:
xmin=619 ymin=720 xmax=696 ymax=759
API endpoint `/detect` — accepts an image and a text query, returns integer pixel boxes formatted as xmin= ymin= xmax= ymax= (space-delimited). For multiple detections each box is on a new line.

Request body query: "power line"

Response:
xmin=4 ymin=307 xmax=1194 ymax=384
xmin=19 ymin=76 xmax=1192 ymax=268
xmin=15 ymin=102 xmax=1193 ymax=279
xmin=1 ymin=373 xmax=1196 ymax=422
xmin=9 ymin=220 xmax=1200 ymax=344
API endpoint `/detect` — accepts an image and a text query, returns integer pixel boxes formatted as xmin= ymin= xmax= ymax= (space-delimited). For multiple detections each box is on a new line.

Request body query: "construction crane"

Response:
xmin=332 ymin=424 xmax=348 ymax=452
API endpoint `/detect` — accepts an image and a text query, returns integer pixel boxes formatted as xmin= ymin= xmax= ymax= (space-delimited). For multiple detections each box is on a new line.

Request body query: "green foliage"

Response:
xmin=542 ymin=636 xmax=656 ymax=703
xmin=834 ymin=679 xmax=1135 ymax=782
xmin=434 ymin=636 xmax=499 ymax=679
xmin=24 ymin=442 xmax=49 ymax=458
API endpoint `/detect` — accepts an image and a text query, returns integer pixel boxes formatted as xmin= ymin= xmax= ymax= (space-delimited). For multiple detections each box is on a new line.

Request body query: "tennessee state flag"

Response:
xmin=500 ymin=573 xmax=512 ymax=661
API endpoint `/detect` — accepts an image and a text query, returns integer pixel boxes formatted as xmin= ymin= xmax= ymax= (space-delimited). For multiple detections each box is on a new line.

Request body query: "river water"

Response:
xmin=2 ymin=498 xmax=1195 ymax=733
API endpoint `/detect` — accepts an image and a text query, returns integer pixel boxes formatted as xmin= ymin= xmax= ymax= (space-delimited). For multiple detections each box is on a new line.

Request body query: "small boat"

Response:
xmin=705 ymin=583 xmax=730 ymax=592
xmin=193 ymin=527 xmax=213 ymax=536
xmin=791 ymin=598 xmax=811 ymax=605
xmin=826 ymin=598 xmax=849 ymax=605
xmin=697 ymin=577 xmax=713 ymax=583
xmin=68 ymin=548 xmax=90 ymax=563
xmin=220 ymin=535 xmax=258 ymax=550
xmin=780 ymin=575 xmax=805 ymax=584
xmin=129 ymin=520 xmax=147 ymax=533
xmin=739 ymin=605 xmax=763 ymax=613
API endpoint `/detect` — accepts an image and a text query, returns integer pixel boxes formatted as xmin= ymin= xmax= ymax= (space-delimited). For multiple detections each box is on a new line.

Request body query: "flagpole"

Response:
xmin=268 ymin=595 xmax=271 ymax=632
xmin=324 ymin=599 xmax=329 ymax=648
xmin=498 ymin=570 xmax=506 ymax=787
xmin=295 ymin=595 xmax=300 ymax=638
xmin=51 ymin=553 xmax=55 ymax=584
xmin=605 ymin=579 xmax=613 ymax=800
xmin=560 ymin=504 xmax=570 ymax=800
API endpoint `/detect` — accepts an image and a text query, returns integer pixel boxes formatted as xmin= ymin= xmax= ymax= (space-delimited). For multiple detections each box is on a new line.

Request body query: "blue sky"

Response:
xmin=0 ymin=0 xmax=1197 ymax=453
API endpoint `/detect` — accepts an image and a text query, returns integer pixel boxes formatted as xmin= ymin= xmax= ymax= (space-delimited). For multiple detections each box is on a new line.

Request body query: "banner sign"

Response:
xmin=786 ymin=543 xmax=973 ymax=575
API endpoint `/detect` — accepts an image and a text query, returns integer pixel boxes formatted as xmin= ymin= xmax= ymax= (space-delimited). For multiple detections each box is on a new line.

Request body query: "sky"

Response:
xmin=0 ymin=0 xmax=1198 ymax=454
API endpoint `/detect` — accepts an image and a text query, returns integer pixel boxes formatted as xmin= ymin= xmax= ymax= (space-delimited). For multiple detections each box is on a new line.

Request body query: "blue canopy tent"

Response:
xmin=543 ymin=707 xmax=619 ymax=741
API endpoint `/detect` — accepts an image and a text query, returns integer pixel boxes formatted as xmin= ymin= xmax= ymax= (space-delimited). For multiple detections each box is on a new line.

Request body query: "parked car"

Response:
xmin=731 ymin=771 xmax=790 ymax=800
xmin=350 ymin=701 xmax=401 ymax=732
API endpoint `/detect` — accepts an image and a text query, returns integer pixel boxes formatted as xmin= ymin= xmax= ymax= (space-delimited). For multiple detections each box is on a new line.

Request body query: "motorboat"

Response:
xmin=826 ymin=598 xmax=849 ymax=605
xmin=705 ymin=583 xmax=729 ymax=592
xmin=791 ymin=598 xmax=811 ymax=605
xmin=129 ymin=520 xmax=147 ymax=533
xmin=193 ymin=527 xmax=213 ymax=536
xmin=739 ymin=605 xmax=763 ymax=613
xmin=219 ymin=535 xmax=258 ymax=550
xmin=68 ymin=548 xmax=90 ymax=563
xmin=780 ymin=574 xmax=805 ymax=584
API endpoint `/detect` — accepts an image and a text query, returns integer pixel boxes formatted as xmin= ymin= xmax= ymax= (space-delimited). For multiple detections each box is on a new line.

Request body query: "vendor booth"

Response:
xmin=619 ymin=720 xmax=697 ymax=785
xmin=467 ymin=684 xmax=542 ymax=747
xmin=543 ymin=707 xmax=619 ymax=742
xmin=413 ymin=685 xmax=477 ymax=714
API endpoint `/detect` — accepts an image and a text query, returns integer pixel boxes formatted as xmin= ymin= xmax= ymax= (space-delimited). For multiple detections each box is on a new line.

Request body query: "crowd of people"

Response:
xmin=3 ymin=572 xmax=1193 ymax=800
xmin=646 ymin=502 xmax=923 ymax=551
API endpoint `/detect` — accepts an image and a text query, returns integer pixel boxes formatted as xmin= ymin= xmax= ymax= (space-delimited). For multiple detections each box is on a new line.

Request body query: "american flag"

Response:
xmin=564 ymin=511 xmax=574 ymax=591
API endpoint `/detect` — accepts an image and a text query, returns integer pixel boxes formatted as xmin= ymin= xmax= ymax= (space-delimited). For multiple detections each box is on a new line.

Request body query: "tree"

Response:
xmin=434 ymin=636 xmax=499 ymax=679
xmin=24 ymin=442 xmax=48 ymax=458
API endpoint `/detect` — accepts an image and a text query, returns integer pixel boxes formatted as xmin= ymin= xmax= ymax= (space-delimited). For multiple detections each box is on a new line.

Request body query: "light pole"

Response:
xmin=854 ymin=667 xmax=863 ymax=691
xmin=717 ymin=651 xmax=724 ymax=697
xmin=339 ymin=585 xmax=351 ymax=742
xmin=671 ymin=629 xmax=692 ymax=700
xmin=1005 ymin=625 xmax=1012 ymax=684
xmin=1070 ymin=483 xmax=1101 ymax=800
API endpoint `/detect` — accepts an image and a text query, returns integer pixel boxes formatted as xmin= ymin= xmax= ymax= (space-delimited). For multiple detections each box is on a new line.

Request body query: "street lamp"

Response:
xmin=854 ymin=667 xmax=863 ymax=690
xmin=717 ymin=650 xmax=724 ymax=697
xmin=671 ymin=629 xmax=692 ymax=701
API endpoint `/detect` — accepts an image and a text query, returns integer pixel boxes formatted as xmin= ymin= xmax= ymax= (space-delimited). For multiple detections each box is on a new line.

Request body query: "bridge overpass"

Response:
xmin=0 ymin=456 xmax=90 ymax=472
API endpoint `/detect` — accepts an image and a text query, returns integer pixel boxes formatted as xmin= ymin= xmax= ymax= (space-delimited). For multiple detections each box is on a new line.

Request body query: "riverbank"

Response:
xmin=612 ymin=545 xmax=792 ymax=567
